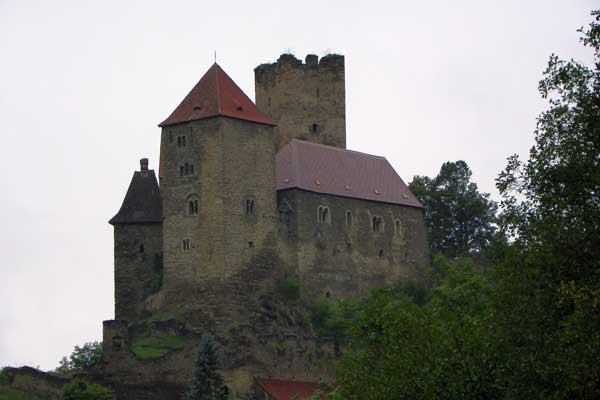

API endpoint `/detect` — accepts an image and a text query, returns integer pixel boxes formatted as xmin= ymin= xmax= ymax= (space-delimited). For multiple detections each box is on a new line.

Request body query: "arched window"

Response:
xmin=188 ymin=198 xmax=199 ymax=216
xmin=372 ymin=216 xmax=383 ymax=233
xmin=178 ymin=162 xmax=195 ymax=177
xmin=395 ymin=218 xmax=402 ymax=235
xmin=345 ymin=210 xmax=352 ymax=226
xmin=318 ymin=206 xmax=330 ymax=223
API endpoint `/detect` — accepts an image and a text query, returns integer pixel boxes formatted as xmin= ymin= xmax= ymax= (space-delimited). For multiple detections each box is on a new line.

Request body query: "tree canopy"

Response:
xmin=53 ymin=341 xmax=102 ymax=376
xmin=326 ymin=9 xmax=600 ymax=400
xmin=409 ymin=160 xmax=498 ymax=259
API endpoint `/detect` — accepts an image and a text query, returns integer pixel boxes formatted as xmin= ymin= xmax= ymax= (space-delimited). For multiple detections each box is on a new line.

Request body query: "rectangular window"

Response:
xmin=345 ymin=210 xmax=352 ymax=226
xmin=182 ymin=239 xmax=191 ymax=252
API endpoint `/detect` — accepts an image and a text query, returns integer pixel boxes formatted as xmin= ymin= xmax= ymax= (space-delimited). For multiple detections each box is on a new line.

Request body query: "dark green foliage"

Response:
xmin=331 ymin=10 xmax=600 ymax=400
xmin=492 ymin=10 xmax=600 ymax=398
xmin=62 ymin=380 xmax=113 ymax=400
xmin=0 ymin=385 xmax=41 ymax=400
xmin=410 ymin=160 xmax=498 ymax=258
xmin=277 ymin=276 xmax=302 ymax=302
xmin=308 ymin=301 xmax=351 ymax=341
xmin=333 ymin=257 xmax=498 ymax=400
xmin=0 ymin=368 xmax=11 ymax=386
xmin=131 ymin=335 xmax=187 ymax=359
xmin=53 ymin=341 xmax=102 ymax=375
xmin=186 ymin=335 xmax=228 ymax=400
xmin=149 ymin=253 xmax=163 ymax=295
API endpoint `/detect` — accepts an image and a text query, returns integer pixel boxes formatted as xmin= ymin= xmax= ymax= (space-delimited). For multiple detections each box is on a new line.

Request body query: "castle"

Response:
xmin=104 ymin=53 xmax=429 ymax=399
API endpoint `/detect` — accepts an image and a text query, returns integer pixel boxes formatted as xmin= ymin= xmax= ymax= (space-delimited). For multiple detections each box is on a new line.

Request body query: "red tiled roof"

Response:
xmin=276 ymin=140 xmax=422 ymax=208
xmin=256 ymin=378 xmax=322 ymax=400
xmin=159 ymin=63 xmax=274 ymax=127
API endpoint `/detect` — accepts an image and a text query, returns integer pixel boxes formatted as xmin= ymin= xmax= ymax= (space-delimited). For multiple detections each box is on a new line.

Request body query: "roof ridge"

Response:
xmin=214 ymin=63 xmax=222 ymax=114
xmin=290 ymin=139 xmax=386 ymax=159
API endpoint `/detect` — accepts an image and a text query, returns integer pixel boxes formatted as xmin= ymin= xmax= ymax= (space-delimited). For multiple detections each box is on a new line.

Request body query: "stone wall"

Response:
xmin=278 ymin=189 xmax=430 ymax=301
xmin=2 ymin=366 xmax=68 ymax=400
xmin=158 ymin=117 xmax=278 ymax=303
xmin=255 ymin=54 xmax=346 ymax=151
xmin=102 ymin=262 xmax=337 ymax=400
xmin=113 ymin=223 xmax=163 ymax=321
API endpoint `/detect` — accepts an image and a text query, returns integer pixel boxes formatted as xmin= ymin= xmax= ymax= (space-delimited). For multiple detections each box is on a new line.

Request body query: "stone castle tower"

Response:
xmin=106 ymin=53 xmax=429 ymax=399
xmin=255 ymin=54 xmax=346 ymax=150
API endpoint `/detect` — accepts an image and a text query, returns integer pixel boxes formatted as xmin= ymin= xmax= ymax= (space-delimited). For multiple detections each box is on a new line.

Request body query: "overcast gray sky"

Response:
xmin=0 ymin=0 xmax=596 ymax=370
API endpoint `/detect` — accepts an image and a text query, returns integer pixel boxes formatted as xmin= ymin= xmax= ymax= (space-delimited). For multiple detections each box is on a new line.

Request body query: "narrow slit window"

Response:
xmin=182 ymin=239 xmax=191 ymax=252
xmin=245 ymin=199 xmax=255 ymax=216
xmin=188 ymin=199 xmax=199 ymax=216
xmin=139 ymin=244 xmax=144 ymax=253
xmin=345 ymin=210 xmax=352 ymax=226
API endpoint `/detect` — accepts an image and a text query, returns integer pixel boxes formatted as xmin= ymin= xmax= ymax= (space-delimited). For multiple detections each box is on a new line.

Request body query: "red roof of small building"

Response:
xmin=256 ymin=378 xmax=322 ymax=400
xmin=159 ymin=63 xmax=274 ymax=127
xmin=276 ymin=140 xmax=422 ymax=207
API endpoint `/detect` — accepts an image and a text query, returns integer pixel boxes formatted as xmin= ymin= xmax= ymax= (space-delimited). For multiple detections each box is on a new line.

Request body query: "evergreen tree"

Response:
xmin=186 ymin=335 xmax=228 ymax=400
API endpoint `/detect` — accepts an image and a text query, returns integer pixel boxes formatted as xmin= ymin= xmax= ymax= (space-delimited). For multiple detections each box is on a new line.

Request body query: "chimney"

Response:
xmin=140 ymin=158 xmax=149 ymax=176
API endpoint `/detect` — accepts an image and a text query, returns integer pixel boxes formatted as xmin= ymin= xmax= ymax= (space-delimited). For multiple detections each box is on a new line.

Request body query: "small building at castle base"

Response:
xmin=102 ymin=52 xmax=430 ymax=399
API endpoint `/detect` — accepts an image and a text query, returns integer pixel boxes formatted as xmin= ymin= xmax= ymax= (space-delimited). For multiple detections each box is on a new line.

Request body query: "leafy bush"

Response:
xmin=53 ymin=342 xmax=102 ymax=375
xmin=62 ymin=380 xmax=113 ymax=400
xmin=0 ymin=367 xmax=11 ymax=386
xmin=277 ymin=277 xmax=302 ymax=302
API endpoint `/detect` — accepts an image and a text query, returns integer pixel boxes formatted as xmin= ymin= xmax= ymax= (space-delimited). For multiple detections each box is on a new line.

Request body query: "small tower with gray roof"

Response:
xmin=109 ymin=158 xmax=163 ymax=321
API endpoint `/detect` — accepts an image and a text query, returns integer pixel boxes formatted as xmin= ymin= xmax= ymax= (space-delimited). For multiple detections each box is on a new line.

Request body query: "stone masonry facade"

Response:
xmin=105 ymin=53 xmax=430 ymax=398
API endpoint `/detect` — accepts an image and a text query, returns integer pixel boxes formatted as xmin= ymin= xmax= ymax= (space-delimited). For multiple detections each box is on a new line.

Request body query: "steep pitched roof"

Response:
xmin=276 ymin=140 xmax=422 ymax=207
xmin=109 ymin=162 xmax=162 ymax=225
xmin=256 ymin=378 xmax=322 ymax=400
xmin=159 ymin=63 xmax=274 ymax=127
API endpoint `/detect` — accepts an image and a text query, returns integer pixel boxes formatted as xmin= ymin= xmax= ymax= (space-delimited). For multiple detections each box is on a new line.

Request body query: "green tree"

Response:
xmin=333 ymin=257 xmax=499 ymax=400
xmin=494 ymin=9 xmax=600 ymax=398
xmin=186 ymin=335 xmax=228 ymax=400
xmin=62 ymin=380 xmax=113 ymax=400
xmin=53 ymin=341 xmax=102 ymax=375
xmin=410 ymin=160 xmax=498 ymax=259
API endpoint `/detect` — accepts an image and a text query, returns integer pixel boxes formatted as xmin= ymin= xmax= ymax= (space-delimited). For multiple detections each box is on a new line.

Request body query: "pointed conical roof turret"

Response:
xmin=159 ymin=63 xmax=274 ymax=127
xmin=109 ymin=158 xmax=162 ymax=225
